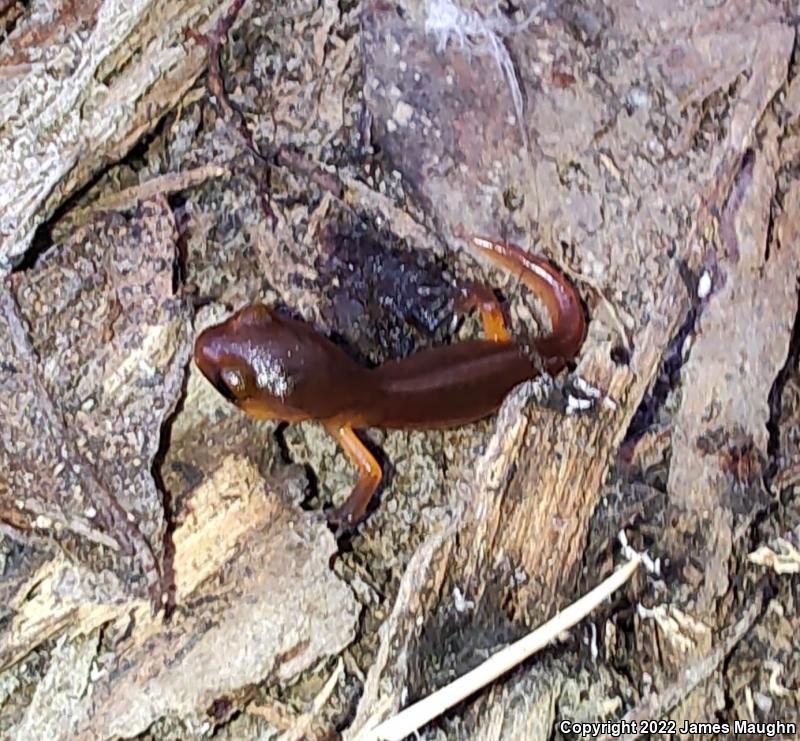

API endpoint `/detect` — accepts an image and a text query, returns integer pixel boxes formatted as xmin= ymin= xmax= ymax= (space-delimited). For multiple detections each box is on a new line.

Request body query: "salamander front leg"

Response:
xmin=324 ymin=422 xmax=382 ymax=529
xmin=455 ymin=283 xmax=511 ymax=342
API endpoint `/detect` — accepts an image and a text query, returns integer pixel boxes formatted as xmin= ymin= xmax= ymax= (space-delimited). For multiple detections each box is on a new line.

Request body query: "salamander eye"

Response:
xmin=218 ymin=368 xmax=247 ymax=400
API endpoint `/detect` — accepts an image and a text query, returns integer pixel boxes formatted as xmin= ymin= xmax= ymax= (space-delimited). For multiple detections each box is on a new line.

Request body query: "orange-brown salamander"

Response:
xmin=194 ymin=237 xmax=586 ymax=527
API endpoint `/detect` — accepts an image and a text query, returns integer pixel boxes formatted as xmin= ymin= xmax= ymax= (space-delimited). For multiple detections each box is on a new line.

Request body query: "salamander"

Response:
xmin=194 ymin=237 xmax=586 ymax=527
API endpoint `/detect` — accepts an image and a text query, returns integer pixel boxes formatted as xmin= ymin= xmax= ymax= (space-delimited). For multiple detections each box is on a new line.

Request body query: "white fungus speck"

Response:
xmin=697 ymin=270 xmax=712 ymax=299
xmin=393 ymin=100 xmax=414 ymax=126
xmin=453 ymin=586 xmax=474 ymax=612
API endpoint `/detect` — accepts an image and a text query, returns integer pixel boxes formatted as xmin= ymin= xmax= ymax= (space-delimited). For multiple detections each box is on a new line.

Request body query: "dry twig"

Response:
xmin=366 ymin=556 xmax=642 ymax=741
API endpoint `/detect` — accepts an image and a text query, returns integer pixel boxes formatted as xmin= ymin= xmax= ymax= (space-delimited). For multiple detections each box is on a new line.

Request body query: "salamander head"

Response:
xmin=194 ymin=304 xmax=301 ymax=418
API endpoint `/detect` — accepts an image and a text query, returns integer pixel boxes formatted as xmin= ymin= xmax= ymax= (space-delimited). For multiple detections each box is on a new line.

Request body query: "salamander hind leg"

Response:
xmin=454 ymin=282 xmax=511 ymax=342
xmin=324 ymin=422 xmax=382 ymax=530
xmin=469 ymin=235 xmax=587 ymax=374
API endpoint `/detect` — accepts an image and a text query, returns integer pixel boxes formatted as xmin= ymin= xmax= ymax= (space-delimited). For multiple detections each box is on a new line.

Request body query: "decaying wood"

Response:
xmin=1 ymin=197 xmax=191 ymax=604
xmin=601 ymin=598 xmax=762 ymax=741
xmin=0 ymin=0 xmax=241 ymax=273
xmin=1 ymin=0 xmax=799 ymax=737
xmin=349 ymin=0 xmax=799 ymax=733
xmin=3 ymin=455 xmax=358 ymax=739
xmin=369 ymin=555 xmax=642 ymax=740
